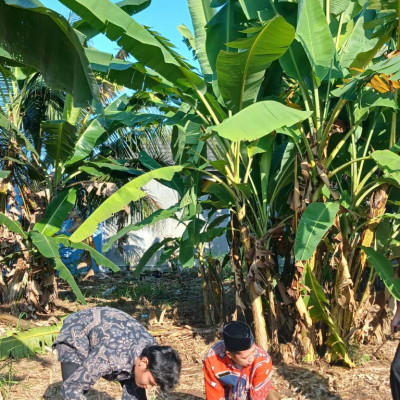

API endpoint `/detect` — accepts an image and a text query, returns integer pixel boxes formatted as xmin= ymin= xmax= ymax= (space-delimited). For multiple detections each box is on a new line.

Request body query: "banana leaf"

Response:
xmin=33 ymin=188 xmax=77 ymax=236
xmin=29 ymin=231 xmax=86 ymax=304
xmin=66 ymin=118 xmax=106 ymax=166
xmin=209 ymin=100 xmax=312 ymax=141
xmin=0 ymin=324 xmax=62 ymax=360
xmin=0 ymin=0 xmax=100 ymax=107
xmin=295 ymin=202 xmax=340 ymax=262
xmin=302 ymin=262 xmax=354 ymax=367
xmin=371 ymin=150 xmax=400 ymax=187
xmin=70 ymin=166 xmax=184 ymax=242
xmin=133 ymin=237 xmax=175 ymax=278
xmin=362 ymin=246 xmax=400 ymax=300
xmin=59 ymin=0 xmax=206 ymax=91
xmin=187 ymin=0 xmax=216 ymax=79
xmin=296 ymin=0 xmax=335 ymax=84
xmin=0 ymin=212 xmax=27 ymax=239
xmin=217 ymin=16 xmax=295 ymax=112
xmin=55 ymin=235 xmax=120 ymax=273
xmin=103 ymin=204 xmax=181 ymax=252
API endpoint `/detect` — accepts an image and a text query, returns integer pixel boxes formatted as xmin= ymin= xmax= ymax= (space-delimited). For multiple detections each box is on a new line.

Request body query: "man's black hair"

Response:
xmin=140 ymin=345 xmax=181 ymax=391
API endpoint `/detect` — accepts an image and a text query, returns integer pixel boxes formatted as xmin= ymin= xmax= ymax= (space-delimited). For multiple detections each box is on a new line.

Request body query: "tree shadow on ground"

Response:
xmin=43 ymin=382 xmax=115 ymax=399
xmin=276 ymin=363 xmax=342 ymax=400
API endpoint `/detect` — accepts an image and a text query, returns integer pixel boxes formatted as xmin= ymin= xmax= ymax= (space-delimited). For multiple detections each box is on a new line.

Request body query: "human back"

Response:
xmin=53 ymin=306 xmax=181 ymax=400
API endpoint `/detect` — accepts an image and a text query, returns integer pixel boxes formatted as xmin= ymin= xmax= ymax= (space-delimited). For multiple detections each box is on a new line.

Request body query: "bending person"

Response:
xmin=391 ymin=300 xmax=400 ymax=399
xmin=53 ymin=306 xmax=181 ymax=400
xmin=203 ymin=321 xmax=281 ymax=400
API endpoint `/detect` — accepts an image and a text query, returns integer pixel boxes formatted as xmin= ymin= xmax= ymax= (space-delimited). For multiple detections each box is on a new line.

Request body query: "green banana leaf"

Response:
xmin=62 ymin=94 xmax=82 ymax=126
xmin=202 ymin=181 xmax=235 ymax=206
xmin=104 ymin=111 xmax=165 ymax=129
xmin=116 ymin=0 xmax=151 ymax=14
xmin=295 ymin=202 xmax=340 ymax=261
xmin=133 ymin=237 xmax=175 ymax=277
xmin=279 ymin=38 xmax=312 ymax=81
xmin=0 ymin=212 xmax=27 ymax=238
xmin=209 ymin=100 xmax=312 ymax=141
xmin=268 ymin=141 xmax=296 ymax=207
xmin=0 ymin=170 xmax=10 ymax=178
xmin=55 ymin=235 xmax=120 ymax=273
xmin=302 ymin=262 xmax=354 ymax=367
xmin=138 ymin=151 xmax=185 ymax=197
xmin=203 ymin=1 xmax=242 ymax=73
xmin=70 ymin=166 xmax=184 ymax=242
xmin=369 ymin=53 xmax=400 ymax=79
xmin=238 ymin=0 xmax=268 ymax=20
xmin=0 ymin=114 xmax=39 ymax=158
xmin=59 ymin=0 xmax=206 ymax=91
xmin=33 ymin=188 xmax=77 ymax=236
xmin=187 ymin=0 xmax=215 ymax=80
xmin=0 ymin=0 xmax=100 ymax=107
xmin=77 ymin=161 xmax=141 ymax=180
xmin=103 ymin=205 xmax=181 ymax=252
xmin=198 ymin=226 xmax=227 ymax=243
xmin=66 ymin=119 xmax=106 ymax=165
xmin=217 ymin=16 xmax=295 ymax=113
xmin=85 ymin=48 xmax=175 ymax=94
xmin=329 ymin=0 xmax=351 ymax=15
xmin=362 ymin=246 xmax=400 ymax=300
xmin=180 ymin=218 xmax=206 ymax=268
xmin=0 ymin=324 xmax=62 ymax=360
xmin=29 ymin=231 xmax=86 ymax=304
xmin=371 ymin=150 xmax=400 ymax=187
xmin=178 ymin=23 xmax=196 ymax=54
xmin=206 ymin=213 xmax=229 ymax=230
xmin=41 ymin=121 xmax=77 ymax=164
xmin=73 ymin=0 xmax=151 ymax=40
xmin=338 ymin=10 xmax=379 ymax=69
xmin=296 ymin=0 xmax=335 ymax=83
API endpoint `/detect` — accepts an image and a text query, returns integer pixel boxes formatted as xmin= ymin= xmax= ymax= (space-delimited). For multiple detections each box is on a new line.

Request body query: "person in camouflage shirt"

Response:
xmin=53 ymin=307 xmax=181 ymax=400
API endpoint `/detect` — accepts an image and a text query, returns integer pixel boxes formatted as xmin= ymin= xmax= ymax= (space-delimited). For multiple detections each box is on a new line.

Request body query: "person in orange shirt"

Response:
xmin=203 ymin=321 xmax=281 ymax=400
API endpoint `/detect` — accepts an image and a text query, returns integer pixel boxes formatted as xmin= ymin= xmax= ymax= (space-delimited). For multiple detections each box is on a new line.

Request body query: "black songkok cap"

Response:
xmin=223 ymin=321 xmax=255 ymax=352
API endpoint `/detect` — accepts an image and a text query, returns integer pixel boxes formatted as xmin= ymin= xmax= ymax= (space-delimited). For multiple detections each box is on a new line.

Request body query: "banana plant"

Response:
xmin=1 ymin=0 xmax=189 ymax=315
xmin=26 ymin=0 xmax=400 ymax=365
xmin=0 ymin=322 xmax=63 ymax=360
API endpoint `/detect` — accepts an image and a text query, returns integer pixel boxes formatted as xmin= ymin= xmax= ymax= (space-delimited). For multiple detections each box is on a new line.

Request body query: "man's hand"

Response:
xmin=266 ymin=389 xmax=282 ymax=400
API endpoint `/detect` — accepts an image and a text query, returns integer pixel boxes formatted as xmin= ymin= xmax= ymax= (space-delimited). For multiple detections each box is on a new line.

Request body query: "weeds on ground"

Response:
xmin=0 ymin=360 xmax=16 ymax=399
xmin=348 ymin=343 xmax=371 ymax=366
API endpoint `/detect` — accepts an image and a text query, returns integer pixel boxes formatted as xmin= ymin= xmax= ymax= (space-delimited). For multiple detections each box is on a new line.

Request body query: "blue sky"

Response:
xmin=41 ymin=0 xmax=195 ymax=62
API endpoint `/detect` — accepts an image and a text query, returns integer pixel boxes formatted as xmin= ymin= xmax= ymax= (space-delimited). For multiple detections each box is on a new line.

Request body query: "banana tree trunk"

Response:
xmin=207 ymin=256 xmax=225 ymax=323
xmin=341 ymin=186 xmax=389 ymax=339
xmin=198 ymin=244 xmax=212 ymax=325
xmin=229 ymin=212 xmax=249 ymax=321
xmin=239 ymin=221 xmax=269 ymax=350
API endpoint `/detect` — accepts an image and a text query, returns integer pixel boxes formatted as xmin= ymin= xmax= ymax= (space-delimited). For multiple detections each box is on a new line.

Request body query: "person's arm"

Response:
xmin=61 ymin=344 xmax=112 ymax=400
xmin=203 ymin=357 xmax=226 ymax=400
xmin=249 ymin=355 xmax=275 ymax=400
xmin=392 ymin=300 xmax=400 ymax=334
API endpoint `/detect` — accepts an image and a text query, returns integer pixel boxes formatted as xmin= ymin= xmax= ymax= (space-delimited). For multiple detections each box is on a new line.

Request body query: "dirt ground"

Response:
xmin=0 ymin=269 xmax=398 ymax=400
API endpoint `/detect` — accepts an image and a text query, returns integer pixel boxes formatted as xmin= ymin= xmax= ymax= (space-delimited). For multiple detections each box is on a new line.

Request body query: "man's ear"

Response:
xmin=139 ymin=356 xmax=149 ymax=368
